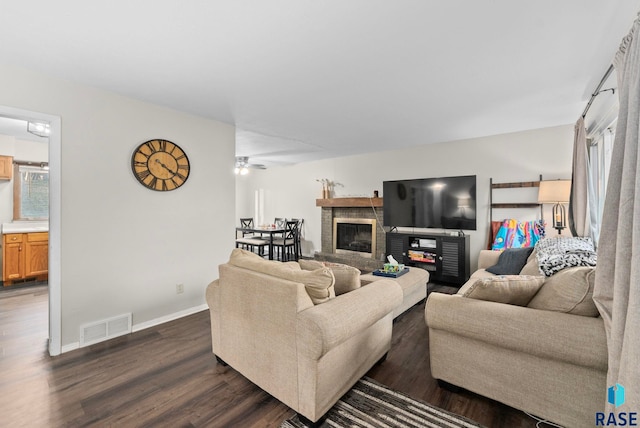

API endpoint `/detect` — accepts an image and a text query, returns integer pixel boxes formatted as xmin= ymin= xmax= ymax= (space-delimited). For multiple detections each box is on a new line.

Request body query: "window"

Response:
xmin=13 ymin=164 xmax=49 ymax=220
xmin=588 ymin=123 xmax=615 ymax=244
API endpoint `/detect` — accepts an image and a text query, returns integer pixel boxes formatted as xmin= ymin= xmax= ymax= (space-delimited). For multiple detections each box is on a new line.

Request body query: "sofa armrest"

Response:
xmin=478 ymin=250 xmax=500 ymax=270
xmin=205 ymin=279 xmax=221 ymax=352
xmin=297 ymin=280 xmax=402 ymax=359
xmin=425 ymin=293 xmax=607 ymax=370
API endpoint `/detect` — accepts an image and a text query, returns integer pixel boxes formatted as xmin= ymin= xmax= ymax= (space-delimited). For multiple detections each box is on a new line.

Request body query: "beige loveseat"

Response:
xmin=425 ymin=249 xmax=607 ymax=428
xmin=206 ymin=249 xmax=403 ymax=423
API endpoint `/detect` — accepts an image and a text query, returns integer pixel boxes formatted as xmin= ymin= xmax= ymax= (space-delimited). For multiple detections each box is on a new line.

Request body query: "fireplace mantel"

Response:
xmin=315 ymin=197 xmax=383 ymax=208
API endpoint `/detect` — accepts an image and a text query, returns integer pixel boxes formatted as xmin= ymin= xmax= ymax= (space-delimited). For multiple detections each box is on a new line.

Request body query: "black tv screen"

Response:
xmin=383 ymin=175 xmax=477 ymax=230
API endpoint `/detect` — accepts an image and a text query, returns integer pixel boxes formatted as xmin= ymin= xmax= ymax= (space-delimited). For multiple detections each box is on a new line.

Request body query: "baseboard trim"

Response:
xmin=59 ymin=304 xmax=209 ymax=354
xmin=132 ymin=304 xmax=208 ymax=333
xmin=61 ymin=342 xmax=80 ymax=353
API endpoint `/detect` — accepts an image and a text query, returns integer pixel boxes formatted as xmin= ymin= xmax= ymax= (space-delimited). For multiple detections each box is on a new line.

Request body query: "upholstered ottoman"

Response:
xmin=361 ymin=267 xmax=429 ymax=318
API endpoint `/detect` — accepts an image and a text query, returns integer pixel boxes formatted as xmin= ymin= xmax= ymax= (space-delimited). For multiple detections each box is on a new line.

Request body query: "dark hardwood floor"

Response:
xmin=0 ymin=283 xmax=537 ymax=427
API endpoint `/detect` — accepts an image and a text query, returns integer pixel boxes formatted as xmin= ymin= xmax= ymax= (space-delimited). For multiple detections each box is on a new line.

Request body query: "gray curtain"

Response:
xmin=569 ymin=117 xmax=592 ymax=238
xmin=593 ymin=14 xmax=640 ymax=412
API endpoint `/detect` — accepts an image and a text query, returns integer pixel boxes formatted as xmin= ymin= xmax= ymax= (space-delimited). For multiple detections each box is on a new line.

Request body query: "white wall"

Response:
xmin=0 ymin=64 xmax=235 ymax=349
xmin=236 ymin=124 xmax=574 ymax=270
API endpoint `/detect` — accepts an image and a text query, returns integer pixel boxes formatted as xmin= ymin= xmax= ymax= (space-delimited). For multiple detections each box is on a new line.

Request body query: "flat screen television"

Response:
xmin=383 ymin=175 xmax=477 ymax=230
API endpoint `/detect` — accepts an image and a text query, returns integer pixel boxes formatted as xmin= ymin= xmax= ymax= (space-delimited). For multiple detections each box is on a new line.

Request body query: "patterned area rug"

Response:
xmin=280 ymin=377 xmax=485 ymax=428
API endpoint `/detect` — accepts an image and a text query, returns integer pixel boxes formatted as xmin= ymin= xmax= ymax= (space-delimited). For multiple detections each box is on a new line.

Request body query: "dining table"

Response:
xmin=235 ymin=226 xmax=285 ymax=260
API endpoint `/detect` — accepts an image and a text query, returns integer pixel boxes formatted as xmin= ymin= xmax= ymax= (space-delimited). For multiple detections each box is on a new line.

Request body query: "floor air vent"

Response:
xmin=80 ymin=313 xmax=132 ymax=347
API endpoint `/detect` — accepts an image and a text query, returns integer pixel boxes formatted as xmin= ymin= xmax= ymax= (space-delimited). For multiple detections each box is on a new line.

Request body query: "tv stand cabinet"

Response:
xmin=386 ymin=232 xmax=470 ymax=286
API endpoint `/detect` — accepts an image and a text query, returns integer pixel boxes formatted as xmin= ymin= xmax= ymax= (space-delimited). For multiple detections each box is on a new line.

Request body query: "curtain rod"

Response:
xmin=581 ymin=64 xmax=615 ymax=118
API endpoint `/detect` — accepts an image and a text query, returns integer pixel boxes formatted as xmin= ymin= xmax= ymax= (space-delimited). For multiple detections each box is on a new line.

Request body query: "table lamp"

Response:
xmin=538 ymin=180 xmax=571 ymax=234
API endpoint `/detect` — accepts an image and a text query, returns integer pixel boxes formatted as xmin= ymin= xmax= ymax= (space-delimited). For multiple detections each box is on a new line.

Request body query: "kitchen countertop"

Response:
xmin=2 ymin=221 xmax=49 ymax=234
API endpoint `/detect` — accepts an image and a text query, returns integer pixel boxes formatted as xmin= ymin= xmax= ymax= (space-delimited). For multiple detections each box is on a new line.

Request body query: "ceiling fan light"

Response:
xmin=240 ymin=167 xmax=249 ymax=175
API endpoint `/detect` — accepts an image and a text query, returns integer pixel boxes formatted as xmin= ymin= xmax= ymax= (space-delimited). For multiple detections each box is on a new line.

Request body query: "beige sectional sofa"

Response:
xmin=425 ymin=249 xmax=607 ymax=428
xmin=206 ymin=249 xmax=403 ymax=423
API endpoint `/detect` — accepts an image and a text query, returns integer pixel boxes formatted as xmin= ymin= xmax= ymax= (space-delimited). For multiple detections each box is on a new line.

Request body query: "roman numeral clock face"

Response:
xmin=131 ymin=139 xmax=190 ymax=191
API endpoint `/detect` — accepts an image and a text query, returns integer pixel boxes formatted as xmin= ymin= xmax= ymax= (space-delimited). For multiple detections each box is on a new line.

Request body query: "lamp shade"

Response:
xmin=538 ymin=180 xmax=571 ymax=203
xmin=458 ymin=197 xmax=471 ymax=208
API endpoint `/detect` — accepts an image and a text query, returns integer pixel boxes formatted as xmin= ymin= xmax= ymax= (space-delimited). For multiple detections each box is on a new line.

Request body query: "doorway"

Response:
xmin=0 ymin=105 xmax=61 ymax=356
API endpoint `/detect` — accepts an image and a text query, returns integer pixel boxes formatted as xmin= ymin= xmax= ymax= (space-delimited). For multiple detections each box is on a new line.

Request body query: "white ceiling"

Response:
xmin=0 ymin=1 xmax=638 ymax=166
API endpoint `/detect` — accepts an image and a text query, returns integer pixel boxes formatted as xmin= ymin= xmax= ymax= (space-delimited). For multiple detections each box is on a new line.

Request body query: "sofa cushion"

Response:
xmin=460 ymin=275 xmax=545 ymax=306
xmin=229 ymin=249 xmax=335 ymax=304
xmin=229 ymin=248 xmax=301 ymax=274
xmin=519 ymin=249 xmax=542 ymax=275
xmin=299 ymin=259 xmax=361 ymax=296
xmin=486 ymin=247 xmax=534 ymax=275
xmin=527 ymin=266 xmax=599 ymax=316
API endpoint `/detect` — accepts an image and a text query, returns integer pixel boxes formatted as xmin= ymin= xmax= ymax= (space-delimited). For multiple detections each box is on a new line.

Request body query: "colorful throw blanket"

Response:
xmin=492 ymin=219 xmax=545 ymax=250
xmin=535 ymin=236 xmax=597 ymax=276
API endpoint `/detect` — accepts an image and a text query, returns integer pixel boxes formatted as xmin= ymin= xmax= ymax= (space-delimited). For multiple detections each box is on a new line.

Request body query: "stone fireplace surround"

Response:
xmin=315 ymin=205 xmax=386 ymax=272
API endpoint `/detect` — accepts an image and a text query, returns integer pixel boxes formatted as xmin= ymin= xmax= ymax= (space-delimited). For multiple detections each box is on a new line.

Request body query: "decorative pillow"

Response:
xmin=486 ymin=247 xmax=534 ymax=275
xmin=298 ymin=259 xmax=325 ymax=271
xmin=535 ymin=237 xmax=597 ymax=277
xmin=460 ymin=275 xmax=545 ymax=306
xmin=527 ymin=267 xmax=599 ymax=316
xmin=322 ymin=262 xmax=361 ymax=295
xmin=286 ymin=269 xmax=336 ymax=304
xmin=228 ymin=249 xmax=335 ymax=304
xmin=299 ymin=259 xmax=361 ymax=295
xmin=457 ymin=270 xmax=495 ymax=296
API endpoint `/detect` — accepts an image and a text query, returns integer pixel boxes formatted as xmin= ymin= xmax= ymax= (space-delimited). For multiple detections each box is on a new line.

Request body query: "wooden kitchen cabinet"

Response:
xmin=3 ymin=233 xmax=24 ymax=281
xmin=0 ymin=155 xmax=12 ymax=180
xmin=2 ymin=232 xmax=48 ymax=285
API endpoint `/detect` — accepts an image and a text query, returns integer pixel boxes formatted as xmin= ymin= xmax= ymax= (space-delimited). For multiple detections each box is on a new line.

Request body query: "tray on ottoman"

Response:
xmin=372 ymin=268 xmax=410 ymax=278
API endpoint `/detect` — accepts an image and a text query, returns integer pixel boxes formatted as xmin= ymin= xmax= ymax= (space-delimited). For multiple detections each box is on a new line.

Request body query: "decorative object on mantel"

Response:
xmin=316 ymin=178 xmax=333 ymax=198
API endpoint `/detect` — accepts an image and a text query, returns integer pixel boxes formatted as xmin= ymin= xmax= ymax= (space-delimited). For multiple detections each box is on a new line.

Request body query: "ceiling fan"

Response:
xmin=234 ymin=156 xmax=266 ymax=175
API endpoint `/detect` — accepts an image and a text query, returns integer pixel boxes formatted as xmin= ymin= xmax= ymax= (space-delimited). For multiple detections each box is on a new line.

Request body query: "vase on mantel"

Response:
xmin=322 ymin=186 xmax=331 ymax=199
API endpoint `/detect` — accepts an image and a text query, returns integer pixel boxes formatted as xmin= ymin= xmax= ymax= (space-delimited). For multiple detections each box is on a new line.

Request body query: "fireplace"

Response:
xmin=316 ymin=201 xmax=385 ymax=271
xmin=333 ymin=218 xmax=376 ymax=258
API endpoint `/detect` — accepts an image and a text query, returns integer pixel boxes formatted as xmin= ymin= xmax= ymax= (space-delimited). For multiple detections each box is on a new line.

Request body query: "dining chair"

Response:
xmin=272 ymin=220 xmax=299 ymax=261
xmin=290 ymin=218 xmax=304 ymax=259
xmin=235 ymin=218 xmax=269 ymax=257
xmin=272 ymin=217 xmax=286 ymax=239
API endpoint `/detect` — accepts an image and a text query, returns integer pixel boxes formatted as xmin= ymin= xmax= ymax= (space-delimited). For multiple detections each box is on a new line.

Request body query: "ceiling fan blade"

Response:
xmin=236 ymin=156 xmax=267 ymax=170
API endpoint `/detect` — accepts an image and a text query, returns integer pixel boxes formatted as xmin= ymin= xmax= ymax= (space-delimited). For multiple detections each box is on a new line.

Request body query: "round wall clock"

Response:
xmin=131 ymin=139 xmax=190 ymax=191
